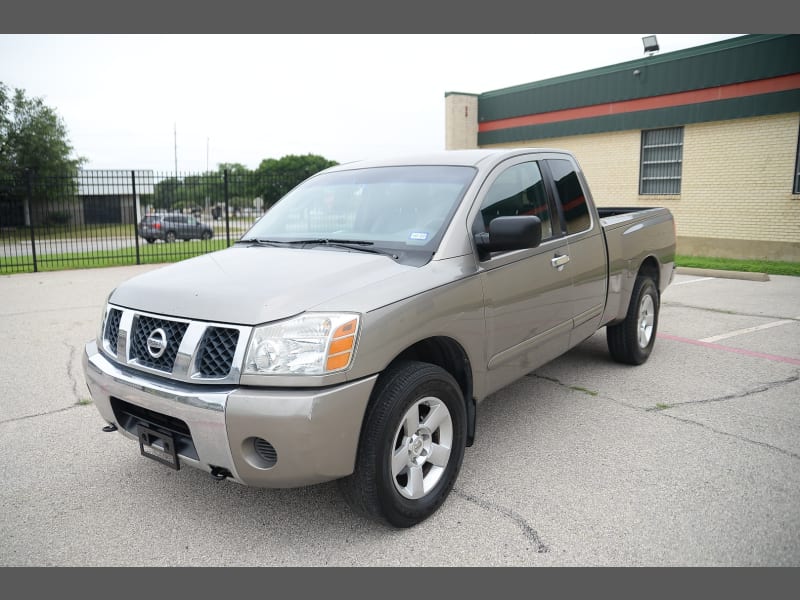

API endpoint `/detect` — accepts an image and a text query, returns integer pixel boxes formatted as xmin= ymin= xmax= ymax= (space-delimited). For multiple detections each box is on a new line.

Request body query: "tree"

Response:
xmin=255 ymin=153 xmax=338 ymax=208
xmin=0 ymin=82 xmax=84 ymax=178
xmin=0 ymin=83 xmax=85 ymax=227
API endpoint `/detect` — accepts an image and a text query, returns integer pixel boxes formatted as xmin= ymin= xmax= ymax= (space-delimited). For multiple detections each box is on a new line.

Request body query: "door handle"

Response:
xmin=551 ymin=254 xmax=570 ymax=270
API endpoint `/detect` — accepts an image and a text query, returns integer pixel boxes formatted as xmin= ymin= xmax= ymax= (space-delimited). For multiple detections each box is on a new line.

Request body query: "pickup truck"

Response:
xmin=83 ymin=148 xmax=675 ymax=528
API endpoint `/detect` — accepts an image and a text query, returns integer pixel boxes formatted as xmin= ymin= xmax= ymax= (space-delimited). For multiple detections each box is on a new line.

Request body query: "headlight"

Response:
xmin=97 ymin=292 xmax=115 ymax=346
xmin=244 ymin=313 xmax=360 ymax=376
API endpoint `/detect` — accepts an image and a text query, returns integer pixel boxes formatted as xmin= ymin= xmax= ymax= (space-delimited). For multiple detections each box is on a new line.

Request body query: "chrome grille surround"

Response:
xmin=99 ymin=304 xmax=252 ymax=384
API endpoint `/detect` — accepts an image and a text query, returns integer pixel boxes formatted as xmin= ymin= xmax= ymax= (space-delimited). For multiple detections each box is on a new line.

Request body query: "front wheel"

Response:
xmin=165 ymin=231 xmax=176 ymax=243
xmin=607 ymin=275 xmax=660 ymax=365
xmin=339 ymin=361 xmax=467 ymax=528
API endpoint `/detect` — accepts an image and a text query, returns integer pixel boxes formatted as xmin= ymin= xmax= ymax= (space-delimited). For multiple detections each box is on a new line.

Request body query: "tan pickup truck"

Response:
xmin=83 ymin=148 xmax=675 ymax=527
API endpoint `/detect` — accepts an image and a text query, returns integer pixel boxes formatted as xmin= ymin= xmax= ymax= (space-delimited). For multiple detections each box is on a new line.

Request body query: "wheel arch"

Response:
xmin=387 ymin=336 xmax=476 ymax=447
xmin=638 ymin=255 xmax=660 ymax=290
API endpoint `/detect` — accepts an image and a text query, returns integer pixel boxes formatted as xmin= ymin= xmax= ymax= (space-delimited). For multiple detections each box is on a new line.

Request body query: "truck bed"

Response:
xmin=597 ymin=206 xmax=676 ymax=327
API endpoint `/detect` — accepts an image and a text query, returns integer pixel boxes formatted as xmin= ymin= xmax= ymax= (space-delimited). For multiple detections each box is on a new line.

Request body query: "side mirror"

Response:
xmin=475 ymin=216 xmax=542 ymax=255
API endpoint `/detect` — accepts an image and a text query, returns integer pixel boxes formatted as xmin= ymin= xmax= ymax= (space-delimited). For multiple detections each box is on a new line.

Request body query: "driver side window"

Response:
xmin=474 ymin=161 xmax=552 ymax=241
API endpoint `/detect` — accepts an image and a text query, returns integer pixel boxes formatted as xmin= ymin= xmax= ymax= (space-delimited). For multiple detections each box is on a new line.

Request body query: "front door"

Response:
xmin=473 ymin=158 xmax=575 ymax=396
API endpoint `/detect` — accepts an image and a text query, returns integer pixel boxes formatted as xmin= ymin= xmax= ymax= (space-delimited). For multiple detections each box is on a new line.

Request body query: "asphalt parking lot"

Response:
xmin=1 ymin=265 xmax=798 ymax=566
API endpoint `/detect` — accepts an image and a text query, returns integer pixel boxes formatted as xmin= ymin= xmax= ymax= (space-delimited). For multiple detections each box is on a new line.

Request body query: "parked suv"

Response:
xmin=138 ymin=214 xmax=214 ymax=243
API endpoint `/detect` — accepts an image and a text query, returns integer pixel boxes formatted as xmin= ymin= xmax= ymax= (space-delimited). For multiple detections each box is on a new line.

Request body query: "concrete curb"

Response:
xmin=675 ymin=267 xmax=770 ymax=282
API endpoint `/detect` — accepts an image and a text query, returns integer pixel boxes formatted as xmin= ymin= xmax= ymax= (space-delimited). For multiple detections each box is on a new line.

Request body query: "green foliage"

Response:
xmin=255 ymin=154 xmax=338 ymax=208
xmin=0 ymin=238 xmax=231 ymax=274
xmin=149 ymin=155 xmax=339 ymax=213
xmin=0 ymin=82 xmax=85 ymax=178
xmin=676 ymin=255 xmax=800 ymax=277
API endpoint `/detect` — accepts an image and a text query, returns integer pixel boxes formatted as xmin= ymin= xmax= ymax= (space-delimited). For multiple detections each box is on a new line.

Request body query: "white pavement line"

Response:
xmin=700 ymin=318 xmax=799 ymax=343
xmin=673 ymin=277 xmax=715 ymax=285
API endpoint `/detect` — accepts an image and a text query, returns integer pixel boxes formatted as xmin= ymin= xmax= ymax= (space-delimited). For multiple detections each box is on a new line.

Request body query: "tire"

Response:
xmin=165 ymin=231 xmax=176 ymax=243
xmin=339 ymin=360 xmax=467 ymax=528
xmin=145 ymin=238 xmax=155 ymax=244
xmin=201 ymin=230 xmax=212 ymax=241
xmin=607 ymin=276 xmax=659 ymax=365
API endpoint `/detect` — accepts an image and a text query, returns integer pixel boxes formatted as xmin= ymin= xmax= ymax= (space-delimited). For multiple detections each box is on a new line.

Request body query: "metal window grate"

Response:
xmin=196 ymin=327 xmax=240 ymax=378
xmin=640 ymin=127 xmax=684 ymax=195
xmin=794 ymin=129 xmax=800 ymax=195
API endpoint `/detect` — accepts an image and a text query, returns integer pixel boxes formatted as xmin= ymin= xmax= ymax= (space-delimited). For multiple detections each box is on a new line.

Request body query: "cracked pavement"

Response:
xmin=1 ymin=267 xmax=799 ymax=566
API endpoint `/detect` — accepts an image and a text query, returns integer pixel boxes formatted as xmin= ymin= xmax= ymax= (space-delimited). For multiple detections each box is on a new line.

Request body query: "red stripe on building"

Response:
xmin=478 ymin=73 xmax=800 ymax=133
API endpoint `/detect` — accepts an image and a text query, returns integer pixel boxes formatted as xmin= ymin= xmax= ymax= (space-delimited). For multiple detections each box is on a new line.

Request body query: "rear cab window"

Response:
xmin=546 ymin=159 xmax=592 ymax=235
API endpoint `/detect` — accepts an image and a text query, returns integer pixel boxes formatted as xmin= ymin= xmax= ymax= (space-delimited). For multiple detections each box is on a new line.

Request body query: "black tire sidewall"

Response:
xmin=360 ymin=362 xmax=467 ymax=527
xmin=629 ymin=277 xmax=659 ymax=363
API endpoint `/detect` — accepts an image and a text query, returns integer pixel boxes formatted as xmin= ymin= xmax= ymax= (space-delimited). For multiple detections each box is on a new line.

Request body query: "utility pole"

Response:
xmin=173 ymin=123 xmax=178 ymax=178
xmin=205 ymin=137 xmax=210 ymax=217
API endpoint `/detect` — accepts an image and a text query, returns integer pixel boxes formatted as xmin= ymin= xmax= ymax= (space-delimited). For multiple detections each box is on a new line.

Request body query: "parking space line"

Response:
xmin=657 ymin=333 xmax=800 ymax=366
xmin=672 ymin=277 xmax=715 ymax=286
xmin=700 ymin=319 xmax=798 ymax=343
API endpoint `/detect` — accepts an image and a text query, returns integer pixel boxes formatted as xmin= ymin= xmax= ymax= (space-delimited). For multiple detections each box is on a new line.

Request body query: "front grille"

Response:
xmin=130 ymin=315 xmax=189 ymax=372
xmin=104 ymin=308 xmax=122 ymax=353
xmin=104 ymin=305 xmax=247 ymax=384
xmin=196 ymin=327 xmax=239 ymax=378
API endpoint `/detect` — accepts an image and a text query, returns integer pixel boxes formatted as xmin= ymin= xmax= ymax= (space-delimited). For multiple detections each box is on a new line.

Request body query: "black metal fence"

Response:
xmin=0 ymin=169 xmax=311 ymax=274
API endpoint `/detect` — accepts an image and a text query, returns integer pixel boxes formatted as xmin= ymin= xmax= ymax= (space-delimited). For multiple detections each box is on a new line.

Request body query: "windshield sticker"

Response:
xmin=409 ymin=232 xmax=429 ymax=241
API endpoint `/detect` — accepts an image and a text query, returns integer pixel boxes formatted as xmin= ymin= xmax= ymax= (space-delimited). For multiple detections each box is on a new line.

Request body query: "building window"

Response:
xmin=794 ymin=127 xmax=800 ymax=194
xmin=640 ymin=127 xmax=683 ymax=195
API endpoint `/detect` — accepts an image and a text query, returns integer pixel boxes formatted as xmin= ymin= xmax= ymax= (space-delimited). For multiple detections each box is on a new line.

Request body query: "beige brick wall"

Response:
xmin=483 ymin=113 xmax=800 ymax=260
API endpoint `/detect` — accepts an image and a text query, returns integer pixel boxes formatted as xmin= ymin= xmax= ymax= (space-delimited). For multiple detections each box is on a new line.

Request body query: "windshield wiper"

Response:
xmin=238 ymin=237 xmax=398 ymax=259
xmin=289 ymin=238 xmax=399 ymax=260
xmin=237 ymin=238 xmax=287 ymax=247
xmin=282 ymin=238 xmax=374 ymax=246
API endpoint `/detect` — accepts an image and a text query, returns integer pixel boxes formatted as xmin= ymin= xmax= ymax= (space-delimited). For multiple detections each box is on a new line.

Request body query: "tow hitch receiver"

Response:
xmin=137 ymin=424 xmax=180 ymax=470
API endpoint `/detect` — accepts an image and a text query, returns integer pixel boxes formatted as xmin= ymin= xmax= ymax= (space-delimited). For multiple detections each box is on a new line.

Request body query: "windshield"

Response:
xmin=241 ymin=165 xmax=476 ymax=258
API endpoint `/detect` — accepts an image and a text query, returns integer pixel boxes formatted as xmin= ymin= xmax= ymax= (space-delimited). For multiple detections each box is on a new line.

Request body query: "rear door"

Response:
xmin=543 ymin=158 xmax=608 ymax=347
xmin=471 ymin=156 xmax=575 ymax=395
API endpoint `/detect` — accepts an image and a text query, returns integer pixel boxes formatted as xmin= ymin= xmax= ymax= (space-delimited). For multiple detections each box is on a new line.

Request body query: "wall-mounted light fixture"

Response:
xmin=642 ymin=35 xmax=659 ymax=54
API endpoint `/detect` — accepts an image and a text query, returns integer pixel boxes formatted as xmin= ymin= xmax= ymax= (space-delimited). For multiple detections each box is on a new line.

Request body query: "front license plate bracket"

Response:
xmin=137 ymin=424 xmax=180 ymax=470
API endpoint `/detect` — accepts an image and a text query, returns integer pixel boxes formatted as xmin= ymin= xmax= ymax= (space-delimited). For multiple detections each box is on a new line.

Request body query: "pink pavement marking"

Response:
xmin=657 ymin=333 xmax=800 ymax=366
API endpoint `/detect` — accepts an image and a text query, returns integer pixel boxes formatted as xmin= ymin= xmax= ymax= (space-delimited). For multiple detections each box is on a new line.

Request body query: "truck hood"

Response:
xmin=109 ymin=246 xmax=414 ymax=325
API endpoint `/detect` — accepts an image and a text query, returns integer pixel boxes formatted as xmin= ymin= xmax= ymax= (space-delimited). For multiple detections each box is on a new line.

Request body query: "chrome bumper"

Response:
xmin=83 ymin=341 xmax=377 ymax=487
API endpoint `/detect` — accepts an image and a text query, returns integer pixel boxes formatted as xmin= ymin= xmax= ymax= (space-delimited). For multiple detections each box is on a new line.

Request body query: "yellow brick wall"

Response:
xmin=484 ymin=113 xmax=800 ymax=259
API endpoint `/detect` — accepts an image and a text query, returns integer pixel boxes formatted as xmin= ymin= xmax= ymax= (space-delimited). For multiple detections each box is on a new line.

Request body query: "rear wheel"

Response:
xmin=145 ymin=237 xmax=155 ymax=244
xmin=339 ymin=361 xmax=467 ymax=528
xmin=607 ymin=276 xmax=659 ymax=365
xmin=201 ymin=230 xmax=212 ymax=241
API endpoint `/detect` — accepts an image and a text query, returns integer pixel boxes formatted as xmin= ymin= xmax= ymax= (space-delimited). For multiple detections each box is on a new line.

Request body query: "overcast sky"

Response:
xmin=0 ymin=34 xmax=743 ymax=173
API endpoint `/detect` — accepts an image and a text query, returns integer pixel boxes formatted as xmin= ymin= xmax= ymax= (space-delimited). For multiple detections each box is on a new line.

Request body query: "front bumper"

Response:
xmin=83 ymin=340 xmax=377 ymax=487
